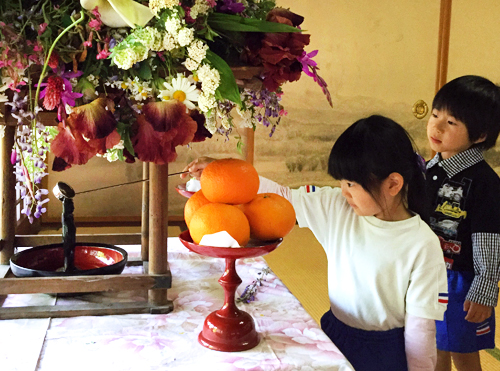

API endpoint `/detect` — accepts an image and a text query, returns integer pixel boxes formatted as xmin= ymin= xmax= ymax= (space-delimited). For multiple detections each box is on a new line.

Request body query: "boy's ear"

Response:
xmin=473 ymin=133 xmax=487 ymax=144
xmin=384 ymin=172 xmax=404 ymax=197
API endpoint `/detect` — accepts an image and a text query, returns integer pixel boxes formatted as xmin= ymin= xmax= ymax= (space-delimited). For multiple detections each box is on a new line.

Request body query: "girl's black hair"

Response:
xmin=328 ymin=115 xmax=429 ymax=221
xmin=433 ymin=75 xmax=500 ymax=150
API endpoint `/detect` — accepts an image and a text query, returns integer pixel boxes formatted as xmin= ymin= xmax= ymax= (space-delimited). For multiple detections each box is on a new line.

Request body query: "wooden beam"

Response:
xmin=0 ymin=125 xmax=15 ymax=263
xmin=0 ymin=273 xmax=171 ymax=295
xmin=244 ymin=128 xmax=255 ymax=165
xmin=148 ymin=163 xmax=170 ymax=306
xmin=435 ymin=0 xmax=452 ymax=93
xmin=141 ymin=161 xmax=149 ymax=261
xmin=14 ymin=232 xmax=142 ymax=246
xmin=0 ymin=301 xmax=174 ymax=320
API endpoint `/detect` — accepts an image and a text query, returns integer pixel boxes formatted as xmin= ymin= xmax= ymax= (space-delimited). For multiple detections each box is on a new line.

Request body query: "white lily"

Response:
xmin=80 ymin=0 xmax=154 ymax=28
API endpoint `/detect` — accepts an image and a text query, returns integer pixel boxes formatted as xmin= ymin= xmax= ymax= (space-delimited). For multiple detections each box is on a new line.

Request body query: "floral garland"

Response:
xmin=0 ymin=0 xmax=331 ymax=223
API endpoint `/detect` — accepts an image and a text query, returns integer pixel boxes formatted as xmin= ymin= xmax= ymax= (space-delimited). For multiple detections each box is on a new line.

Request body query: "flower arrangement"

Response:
xmin=0 ymin=0 xmax=331 ymax=223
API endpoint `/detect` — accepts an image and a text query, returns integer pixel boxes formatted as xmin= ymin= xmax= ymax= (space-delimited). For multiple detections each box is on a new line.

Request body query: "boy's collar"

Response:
xmin=426 ymin=147 xmax=484 ymax=178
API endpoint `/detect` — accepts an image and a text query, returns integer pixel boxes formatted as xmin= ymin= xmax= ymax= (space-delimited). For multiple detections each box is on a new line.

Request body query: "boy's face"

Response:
xmin=427 ymin=109 xmax=484 ymax=159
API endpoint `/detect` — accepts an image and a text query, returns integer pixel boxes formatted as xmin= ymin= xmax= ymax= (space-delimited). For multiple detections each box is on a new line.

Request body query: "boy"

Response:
xmin=426 ymin=75 xmax=500 ymax=371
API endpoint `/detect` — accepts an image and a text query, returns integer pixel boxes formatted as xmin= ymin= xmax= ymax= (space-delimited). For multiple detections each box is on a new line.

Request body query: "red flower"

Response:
xmin=242 ymin=8 xmax=311 ymax=92
xmin=259 ymin=32 xmax=310 ymax=92
xmin=41 ymin=76 xmax=64 ymax=111
xmin=190 ymin=110 xmax=213 ymax=142
xmin=66 ymin=98 xmax=118 ymax=139
xmin=131 ymin=101 xmax=198 ymax=164
xmin=50 ymin=122 xmax=98 ymax=169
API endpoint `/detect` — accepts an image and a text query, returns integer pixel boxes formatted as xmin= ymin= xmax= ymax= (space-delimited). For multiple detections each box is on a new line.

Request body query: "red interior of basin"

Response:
xmin=74 ymin=246 xmax=124 ymax=270
xmin=15 ymin=246 xmax=125 ymax=272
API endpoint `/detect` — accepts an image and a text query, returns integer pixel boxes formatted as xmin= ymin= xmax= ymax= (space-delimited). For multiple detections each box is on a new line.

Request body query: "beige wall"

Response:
xmin=47 ymin=0 xmax=500 ymax=220
xmin=448 ymin=0 xmax=500 ymax=83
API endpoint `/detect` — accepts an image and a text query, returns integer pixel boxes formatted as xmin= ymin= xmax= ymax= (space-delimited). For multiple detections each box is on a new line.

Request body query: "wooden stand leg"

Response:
xmin=0 ymin=125 xmax=15 ymax=264
xmin=148 ymin=162 xmax=172 ymax=313
xmin=141 ymin=161 xmax=149 ymax=262
xmin=244 ymin=128 xmax=254 ymax=165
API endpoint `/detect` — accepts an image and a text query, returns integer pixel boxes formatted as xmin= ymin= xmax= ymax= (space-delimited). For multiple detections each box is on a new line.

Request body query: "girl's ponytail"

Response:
xmin=407 ymin=152 xmax=430 ymax=223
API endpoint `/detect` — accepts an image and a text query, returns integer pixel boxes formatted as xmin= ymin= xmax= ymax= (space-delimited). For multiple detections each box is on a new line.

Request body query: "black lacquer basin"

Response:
xmin=10 ymin=243 xmax=128 ymax=277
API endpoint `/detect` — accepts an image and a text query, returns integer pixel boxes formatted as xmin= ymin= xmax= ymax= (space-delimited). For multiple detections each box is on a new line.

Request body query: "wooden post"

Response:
xmin=244 ymin=128 xmax=255 ymax=165
xmin=435 ymin=0 xmax=452 ymax=93
xmin=0 ymin=125 xmax=16 ymax=264
xmin=141 ymin=161 xmax=149 ymax=262
xmin=148 ymin=162 xmax=170 ymax=309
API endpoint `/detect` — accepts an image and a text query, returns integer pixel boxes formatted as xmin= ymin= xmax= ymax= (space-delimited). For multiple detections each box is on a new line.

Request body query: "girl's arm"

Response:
xmin=257 ymin=176 xmax=292 ymax=203
xmin=405 ymin=314 xmax=437 ymax=371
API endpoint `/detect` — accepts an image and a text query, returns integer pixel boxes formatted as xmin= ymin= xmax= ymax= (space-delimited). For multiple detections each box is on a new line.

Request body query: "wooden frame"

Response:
xmin=0 ymin=106 xmax=173 ymax=319
xmin=0 ymin=67 xmax=258 ymax=319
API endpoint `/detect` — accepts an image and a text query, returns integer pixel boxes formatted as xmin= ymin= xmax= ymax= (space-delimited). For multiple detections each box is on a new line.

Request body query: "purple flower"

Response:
xmin=297 ymin=50 xmax=318 ymax=78
xmin=218 ymin=0 xmax=245 ymax=14
xmin=297 ymin=50 xmax=333 ymax=107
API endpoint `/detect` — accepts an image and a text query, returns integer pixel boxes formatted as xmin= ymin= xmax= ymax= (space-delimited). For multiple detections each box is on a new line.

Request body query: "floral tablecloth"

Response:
xmin=0 ymin=238 xmax=353 ymax=371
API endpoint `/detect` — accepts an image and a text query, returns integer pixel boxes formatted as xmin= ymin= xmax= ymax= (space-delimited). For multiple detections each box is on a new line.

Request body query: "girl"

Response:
xmin=182 ymin=115 xmax=448 ymax=371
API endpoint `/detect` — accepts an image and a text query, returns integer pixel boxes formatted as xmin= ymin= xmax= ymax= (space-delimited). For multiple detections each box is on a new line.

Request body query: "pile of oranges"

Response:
xmin=184 ymin=158 xmax=296 ymax=246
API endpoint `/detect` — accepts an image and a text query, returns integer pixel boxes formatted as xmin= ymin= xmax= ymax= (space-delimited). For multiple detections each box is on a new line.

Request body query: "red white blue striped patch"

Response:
xmin=438 ymin=293 xmax=448 ymax=304
xmin=476 ymin=323 xmax=491 ymax=336
xmin=305 ymin=185 xmax=316 ymax=193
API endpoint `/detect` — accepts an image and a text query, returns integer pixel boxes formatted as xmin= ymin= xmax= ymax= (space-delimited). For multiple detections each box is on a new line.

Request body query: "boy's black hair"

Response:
xmin=433 ymin=75 xmax=500 ymax=150
xmin=328 ymin=115 xmax=428 ymax=221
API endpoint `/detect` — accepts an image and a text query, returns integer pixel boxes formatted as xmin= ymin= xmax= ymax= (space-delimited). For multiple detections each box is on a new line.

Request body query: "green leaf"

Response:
xmin=205 ymin=50 xmax=242 ymax=107
xmin=116 ymin=122 xmax=135 ymax=156
xmin=208 ymin=13 xmax=300 ymax=33
xmin=137 ymin=62 xmax=152 ymax=80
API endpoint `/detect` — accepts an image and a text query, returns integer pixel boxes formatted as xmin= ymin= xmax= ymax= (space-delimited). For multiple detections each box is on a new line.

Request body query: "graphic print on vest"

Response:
xmin=430 ymin=177 xmax=472 ymax=258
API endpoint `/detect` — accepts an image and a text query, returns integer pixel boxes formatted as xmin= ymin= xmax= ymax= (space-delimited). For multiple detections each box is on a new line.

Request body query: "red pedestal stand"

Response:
xmin=179 ymin=231 xmax=282 ymax=352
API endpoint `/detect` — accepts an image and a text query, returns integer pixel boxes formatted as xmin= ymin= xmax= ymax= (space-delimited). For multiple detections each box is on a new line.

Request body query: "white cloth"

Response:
xmin=185 ymin=178 xmax=202 ymax=192
xmin=199 ymin=231 xmax=240 ymax=247
xmin=291 ymin=185 xmax=448 ymax=331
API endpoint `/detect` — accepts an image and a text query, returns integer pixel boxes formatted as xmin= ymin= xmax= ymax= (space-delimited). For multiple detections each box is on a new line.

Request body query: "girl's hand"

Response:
xmin=180 ymin=156 xmax=216 ymax=180
xmin=463 ymin=300 xmax=492 ymax=323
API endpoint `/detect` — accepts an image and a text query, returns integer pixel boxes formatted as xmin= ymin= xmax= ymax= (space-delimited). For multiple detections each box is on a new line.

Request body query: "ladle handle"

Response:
xmin=62 ymin=198 xmax=76 ymax=271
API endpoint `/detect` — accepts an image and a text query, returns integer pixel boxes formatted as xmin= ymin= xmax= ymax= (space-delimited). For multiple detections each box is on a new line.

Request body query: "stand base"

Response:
xmin=198 ymin=310 xmax=260 ymax=352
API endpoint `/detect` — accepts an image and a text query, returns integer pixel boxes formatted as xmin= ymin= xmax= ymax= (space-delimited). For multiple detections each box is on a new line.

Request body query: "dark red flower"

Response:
xmin=266 ymin=8 xmax=304 ymax=27
xmin=131 ymin=101 xmax=198 ymax=165
xmin=66 ymin=97 xmax=117 ymax=139
xmin=50 ymin=122 xmax=98 ymax=170
xmin=241 ymin=8 xmax=311 ymax=92
xmin=190 ymin=110 xmax=212 ymax=142
xmin=259 ymin=32 xmax=310 ymax=91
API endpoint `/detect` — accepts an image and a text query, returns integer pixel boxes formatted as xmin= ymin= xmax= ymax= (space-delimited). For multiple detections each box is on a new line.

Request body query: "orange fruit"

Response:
xmin=189 ymin=203 xmax=251 ymax=246
xmin=184 ymin=190 xmax=211 ymax=228
xmin=200 ymin=158 xmax=259 ymax=205
xmin=241 ymin=193 xmax=296 ymax=241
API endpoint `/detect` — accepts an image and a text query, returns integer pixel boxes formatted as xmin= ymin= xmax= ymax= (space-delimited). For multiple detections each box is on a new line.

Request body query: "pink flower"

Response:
xmin=297 ymin=50 xmax=333 ymax=107
xmin=89 ymin=7 xmax=103 ymax=31
xmin=38 ymin=23 xmax=48 ymax=36
xmin=96 ymin=49 xmax=111 ymax=60
xmin=297 ymin=50 xmax=318 ymax=78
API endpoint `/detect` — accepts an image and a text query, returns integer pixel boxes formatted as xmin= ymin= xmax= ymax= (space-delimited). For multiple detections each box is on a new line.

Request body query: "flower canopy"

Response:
xmin=0 ymin=0 xmax=331 ymax=222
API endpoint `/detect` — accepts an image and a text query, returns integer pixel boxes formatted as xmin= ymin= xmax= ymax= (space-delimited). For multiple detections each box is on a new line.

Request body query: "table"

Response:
xmin=0 ymin=238 xmax=354 ymax=371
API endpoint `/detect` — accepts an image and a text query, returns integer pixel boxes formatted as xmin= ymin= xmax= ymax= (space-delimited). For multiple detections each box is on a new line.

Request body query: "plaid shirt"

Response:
xmin=426 ymin=147 xmax=500 ymax=307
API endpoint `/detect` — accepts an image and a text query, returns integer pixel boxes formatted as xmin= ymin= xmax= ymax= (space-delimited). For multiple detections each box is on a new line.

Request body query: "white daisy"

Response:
xmin=158 ymin=74 xmax=200 ymax=110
